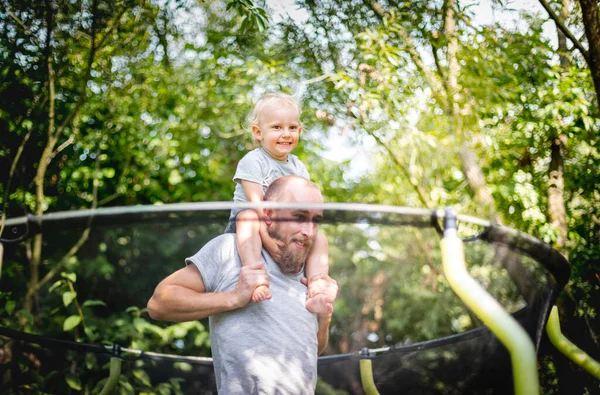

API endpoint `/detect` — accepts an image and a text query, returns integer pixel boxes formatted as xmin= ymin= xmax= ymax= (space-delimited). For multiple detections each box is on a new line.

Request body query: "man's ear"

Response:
xmin=263 ymin=208 xmax=273 ymax=226
xmin=251 ymin=125 xmax=262 ymax=141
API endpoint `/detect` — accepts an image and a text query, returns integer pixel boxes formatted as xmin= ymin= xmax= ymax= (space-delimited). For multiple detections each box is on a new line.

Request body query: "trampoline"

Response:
xmin=0 ymin=202 xmax=571 ymax=394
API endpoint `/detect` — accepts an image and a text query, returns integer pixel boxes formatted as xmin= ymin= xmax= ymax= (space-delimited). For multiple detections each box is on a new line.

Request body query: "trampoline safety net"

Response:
xmin=0 ymin=203 xmax=569 ymax=394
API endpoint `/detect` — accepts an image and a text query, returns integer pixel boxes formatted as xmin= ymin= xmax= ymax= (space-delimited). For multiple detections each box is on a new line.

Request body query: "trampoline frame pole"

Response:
xmin=360 ymin=358 xmax=380 ymax=395
xmin=99 ymin=357 xmax=122 ymax=395
xmin=547 ymin=305 xmax=600 ymax=379
xmin=360 ymin=348 xmax=380 ymax=395
xmin=440 ymin=209 xmax=539 ymax=395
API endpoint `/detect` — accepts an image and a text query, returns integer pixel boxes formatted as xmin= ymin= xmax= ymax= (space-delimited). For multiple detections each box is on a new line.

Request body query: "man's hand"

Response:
xmin=301 ymin=273 xmax=338 ymax=315
xmin=233 ymin=262 xmax=270 ymax=308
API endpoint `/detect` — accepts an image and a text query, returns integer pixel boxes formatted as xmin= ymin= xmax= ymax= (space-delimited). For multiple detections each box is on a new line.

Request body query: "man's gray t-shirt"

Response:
xmin=227 ymin=148 xmax=310 ymax=230
xmin=186 ymin=234 xmax=318 ymax=394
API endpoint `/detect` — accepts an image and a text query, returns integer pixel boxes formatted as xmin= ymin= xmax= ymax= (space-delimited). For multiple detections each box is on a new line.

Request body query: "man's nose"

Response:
xmin=300 ymin=221 xmax=317 ymax=237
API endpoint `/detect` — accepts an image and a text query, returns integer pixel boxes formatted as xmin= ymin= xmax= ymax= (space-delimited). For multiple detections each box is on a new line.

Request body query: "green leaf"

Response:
xmin=16 ymin=309 xmax=34 ymax=325
xmin=85 ymin=353 xmax=97 ymax=370
xmin=125 ymin=306 xmax=141 ymax=314
xmin=63 ymin=291 xmax=78 ymax=307
xmin=82 ymin=299 xmax=107 ymax=308
xmin=65 ymin=373 xmax=82 ymax=390
xmin=6 ymin=300 xmax=16 ymax=315
xmin=63 ymin=315 xmax=82 ymax=331
xmin=103 ymin=167 xmax=116 ymax=178
xmin=61 ymin=272 xmax=77 ymax=283
xmin=84 ymin=326 xmax=97 ymax=340
xmin=133 ymin=368 xmax=152 ymax=386
xmin=48 ymin=280 xmax=63 ymax=293
xmin=254 ymin=14 xmax=265 ymax=32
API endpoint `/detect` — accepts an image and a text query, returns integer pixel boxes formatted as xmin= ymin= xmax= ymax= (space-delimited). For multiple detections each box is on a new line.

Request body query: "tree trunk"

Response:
xmin=444 ymin=0 xmax=460 ymax=118
xmin=558 ymin=0 xmax=572 ymax=68
xmin=459 ymin=147 xmax=497 ymax=218
xmin=25 ymin=0 xmax=57 ymax=313
xmin=24 ymin=0 xmax=99 ymax=312
xmin=444 ymin=0 xmax=498 ymax=219
xmin=546 ymin=1 xmax=570 ymax=258
xmin=548 ymin=136 xmax=568 ymax=255
xmin=579 ymin=0 xmax=600 ymax=107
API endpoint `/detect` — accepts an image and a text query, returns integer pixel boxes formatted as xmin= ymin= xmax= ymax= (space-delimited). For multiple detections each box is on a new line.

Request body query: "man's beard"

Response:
xmin=267 ymin=224 xmax=313 ymax=274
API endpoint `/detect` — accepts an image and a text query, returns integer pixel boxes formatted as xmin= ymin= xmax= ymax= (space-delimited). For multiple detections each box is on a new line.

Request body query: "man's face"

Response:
xmin=265 ymin=184 xmax=324 ymax=274
xmin=267 ymin=207 xmax=323 ymax=274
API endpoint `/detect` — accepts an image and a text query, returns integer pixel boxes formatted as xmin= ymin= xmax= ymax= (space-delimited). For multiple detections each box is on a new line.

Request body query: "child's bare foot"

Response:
xmin=252 ymin=285 xmax=272 ymax=303
xmin=305 ymin=293 xmax=333 ymax=314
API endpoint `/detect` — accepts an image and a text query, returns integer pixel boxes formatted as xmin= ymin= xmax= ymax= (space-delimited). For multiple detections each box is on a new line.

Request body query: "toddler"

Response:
xmin=227 ymin=92 xmax=332 ymax=314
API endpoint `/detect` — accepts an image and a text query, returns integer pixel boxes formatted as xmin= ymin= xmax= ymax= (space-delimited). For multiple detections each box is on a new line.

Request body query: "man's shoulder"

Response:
xmin=194 ymin=233 xmax=236 ymax=257
xmin=187 ymin=233 xmax=238 ymax=270
xmin=210 ymin=233 xmax=236 ymax=248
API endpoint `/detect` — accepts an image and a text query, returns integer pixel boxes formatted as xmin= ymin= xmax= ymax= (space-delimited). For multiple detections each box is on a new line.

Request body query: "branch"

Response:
xmin=50 ymin=133 xmax=75 ymax=160
xmin=302 ymin=73 xmax=333 ymax=85
xmin=95 ymin=7 xmax=128 ymax=50
xmin=55 ymin=0 xmax=99 ymax=140
xmin=364 ymin=0 xmax=387 ymax=18
xmin=537 ymin=0 xmax=589 ymax=62
xmin=217 ymin=129 xmax=247 ymax=139
xmin=0 ymin=125 xmax=34 ymax=237
xmin=430 ymin=40 xmax=446 ymax=84
xmin=353 ymin=116 xmax=431 ymax=207
xmin=304 ymin=0 xmax=342 ymax=70
xmin=363 ymin=0 xmax=447 ymax=107
xmin=98 ymin=149 xmax=133 ymax=206
xmin=35 ymin=151 xmax=100 ymax=291
xmin=6 ymin=8 xmax=42 ymax=47
xmin=443 ymin=0 xmax=460 ymax=117
xmin=152 ymin=11 xmax=172 ymax=70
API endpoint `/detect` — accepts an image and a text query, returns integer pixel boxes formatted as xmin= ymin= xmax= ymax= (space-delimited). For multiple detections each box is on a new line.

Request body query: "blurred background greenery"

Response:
xmin=1 ymin=0 xmax=598 ymax=393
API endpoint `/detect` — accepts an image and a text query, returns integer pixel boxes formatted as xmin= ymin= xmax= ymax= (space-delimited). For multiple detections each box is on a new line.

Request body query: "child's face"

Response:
xmin=252 ymin=102 xmax=302 ymax=161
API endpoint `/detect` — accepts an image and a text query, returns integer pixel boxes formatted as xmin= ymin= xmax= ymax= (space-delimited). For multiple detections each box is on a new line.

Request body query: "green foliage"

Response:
xmin=1 ymin=0 xmax=599 ymax=393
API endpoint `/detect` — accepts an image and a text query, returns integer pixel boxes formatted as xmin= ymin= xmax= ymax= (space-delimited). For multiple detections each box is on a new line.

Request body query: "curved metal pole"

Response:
xmin=99 ymin=357 xmax=121 ymax=395
xmin=440 ymin=209 xmax=539 ymax=395
xmin=360 ymin=358 xmax=380 ymax=395
xmin=547 ymin=305 xmax=600 ymax=379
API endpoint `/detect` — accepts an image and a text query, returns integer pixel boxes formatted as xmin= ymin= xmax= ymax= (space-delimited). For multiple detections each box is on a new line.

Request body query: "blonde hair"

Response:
xmin=247 ymin=92 xmax=302 ymax=130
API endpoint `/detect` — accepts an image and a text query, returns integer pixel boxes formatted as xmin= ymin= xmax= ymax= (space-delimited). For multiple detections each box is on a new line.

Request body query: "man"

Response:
xmin=147 ymin=176 xmax=338 ymax=394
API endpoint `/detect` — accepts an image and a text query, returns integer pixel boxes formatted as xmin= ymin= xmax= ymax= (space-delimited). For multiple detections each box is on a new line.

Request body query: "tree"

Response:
xmin=538 ymin=0 xmax=600 ymax=107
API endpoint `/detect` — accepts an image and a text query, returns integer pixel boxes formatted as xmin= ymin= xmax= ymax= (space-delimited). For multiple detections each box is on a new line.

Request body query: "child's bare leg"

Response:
xmin=236 ymin=209 xmax=271 ymax=302
xmin=305 ymin=232 xmax=332 ymax=314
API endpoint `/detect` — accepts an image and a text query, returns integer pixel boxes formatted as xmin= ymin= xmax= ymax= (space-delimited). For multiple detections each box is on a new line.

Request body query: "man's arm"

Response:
xmin=147 ymin=263 xmax=269 ymax=322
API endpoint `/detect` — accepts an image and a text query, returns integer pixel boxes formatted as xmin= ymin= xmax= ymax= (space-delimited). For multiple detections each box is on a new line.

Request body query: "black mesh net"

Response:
xmin=0 ymin=204 xmax=569 ymax=394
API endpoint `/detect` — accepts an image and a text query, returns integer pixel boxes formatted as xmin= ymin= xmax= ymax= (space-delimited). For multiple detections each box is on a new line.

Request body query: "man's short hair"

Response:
xmin=264 ymin=176 xmax=318 ymax=202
